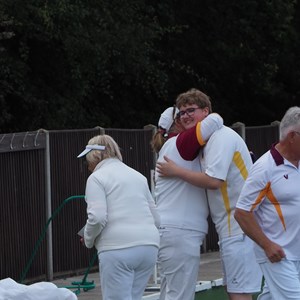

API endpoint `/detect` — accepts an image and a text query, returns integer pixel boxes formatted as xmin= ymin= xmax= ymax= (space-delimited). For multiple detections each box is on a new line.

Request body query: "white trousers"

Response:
xmin=99 ymin=245 xmax=158 ymax=300
xmin=158 ymin=227 xmax=205 ymax=300
xmin=257 ymin=258 xmax=300 ymax=300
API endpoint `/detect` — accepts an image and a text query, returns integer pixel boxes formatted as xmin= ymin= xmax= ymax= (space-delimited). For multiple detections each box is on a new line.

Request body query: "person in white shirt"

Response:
xmin=156 ymin=88 xmax=262 ymax=300
xmin=77 ymin=134 xmax=160 ymax=300
xmin=235 ymin=106 xmax=300 ymax=300
xmin=152 ymin=93 xmax=223 ymax=300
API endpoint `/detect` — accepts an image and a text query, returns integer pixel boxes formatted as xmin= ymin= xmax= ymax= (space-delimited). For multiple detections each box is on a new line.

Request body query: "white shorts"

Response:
xmin=257 ymin=258 xmax=300 ymax=300
xmin=219 ymin=234 xmax=262 ymax=293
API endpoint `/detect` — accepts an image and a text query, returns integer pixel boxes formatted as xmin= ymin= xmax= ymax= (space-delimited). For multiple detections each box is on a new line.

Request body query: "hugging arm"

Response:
xmin=176 ymin=113 xmax=223 ymax=160
xmin=156 ymin=113 xmax=224 ymax=188
xmin=156 ymin=156 xmax=223 ymax=189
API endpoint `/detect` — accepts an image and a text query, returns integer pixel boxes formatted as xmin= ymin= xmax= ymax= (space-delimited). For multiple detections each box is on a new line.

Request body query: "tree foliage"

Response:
xmin=159 ymin=0 xmax=298 ymax=124
xmin=0 ymin=0 xmax=299 ymax=133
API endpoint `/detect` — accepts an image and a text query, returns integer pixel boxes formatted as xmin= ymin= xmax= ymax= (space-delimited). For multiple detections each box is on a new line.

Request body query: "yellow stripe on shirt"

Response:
xmin=196 ymin=122 xmax=205 ymax=146
xmin=267 ymin=187 xmax=286 ymax=231
xmin=233 ymin=151 xmax=248 ymax=180
xmin=220 ymin=181 xmax=231 ymax=235
xmin=250 ymin=182 xmax=286 ymax=231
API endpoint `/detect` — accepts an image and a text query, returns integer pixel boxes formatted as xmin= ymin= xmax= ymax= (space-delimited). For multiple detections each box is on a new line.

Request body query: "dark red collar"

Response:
xmin=270 ymin=143 xmax=284 ymax=166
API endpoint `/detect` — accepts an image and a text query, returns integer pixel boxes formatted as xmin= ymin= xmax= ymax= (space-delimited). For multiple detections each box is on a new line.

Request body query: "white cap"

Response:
xmin=77 ymin=144 xmax=106 ymax=158
xmin=158 ymin=107 xmax=179 ymax=132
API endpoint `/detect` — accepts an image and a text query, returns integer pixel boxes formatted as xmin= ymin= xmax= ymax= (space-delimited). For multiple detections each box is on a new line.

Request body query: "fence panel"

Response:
xmin=246 ymin=124 xmax=279 ymax=159
xmin=48 ymin=128 xmax=102 ymax=277
xmin=0 ymin=123 xmax=280 ymax=282
xmin=0 ymin=133 xmax=47 ymax=281
xmin=104 ymin=128 xmax=155 ymax=186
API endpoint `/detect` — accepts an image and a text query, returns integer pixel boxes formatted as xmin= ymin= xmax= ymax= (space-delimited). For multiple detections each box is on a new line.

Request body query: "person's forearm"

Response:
xmin=156 ymin=156 xmax=223 ymax=189
xmin=235 ymin=208 xmax=286 ymax=262
xmin=175 ymin=167 xmax=221 ymax=189
xmin=234 ymin=208 xmax=270 ymax=249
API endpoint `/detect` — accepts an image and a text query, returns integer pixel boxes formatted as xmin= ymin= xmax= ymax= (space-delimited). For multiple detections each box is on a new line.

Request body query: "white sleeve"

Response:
xmin=197 ymin=113 xmax=223 ymax=145
xmin=204 ymin=131 xmax=236 ymax=180
xmin=84 ymin=175 xmax=108 ymax=248
xmin=147 ymin=190 xmax=161 ymax=228
xmin=176 ymin=113 xmax=223 ymax=160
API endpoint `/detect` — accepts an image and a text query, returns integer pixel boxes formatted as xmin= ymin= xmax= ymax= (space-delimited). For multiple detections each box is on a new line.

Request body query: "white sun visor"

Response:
xmin=77 ymin=144 xmax=106 ymax=158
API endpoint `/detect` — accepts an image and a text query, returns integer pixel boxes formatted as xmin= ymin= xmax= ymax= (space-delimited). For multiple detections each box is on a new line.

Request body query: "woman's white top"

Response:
xmin=84 ymin=158 xmax=160 ymax=253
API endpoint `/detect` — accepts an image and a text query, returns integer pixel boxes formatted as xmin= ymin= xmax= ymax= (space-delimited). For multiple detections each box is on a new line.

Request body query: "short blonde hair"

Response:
xmin=86 ymin=134 xmax=122 ymax=165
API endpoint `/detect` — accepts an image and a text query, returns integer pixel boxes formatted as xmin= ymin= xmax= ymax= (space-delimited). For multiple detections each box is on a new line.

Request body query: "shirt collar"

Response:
xmin=270 ymin=143 xmax=284 ymax=166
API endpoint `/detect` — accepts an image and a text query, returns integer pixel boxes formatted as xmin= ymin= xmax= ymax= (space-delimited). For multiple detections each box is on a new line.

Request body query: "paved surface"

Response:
xmin=52 ymin=251 xmax=223 ymax=300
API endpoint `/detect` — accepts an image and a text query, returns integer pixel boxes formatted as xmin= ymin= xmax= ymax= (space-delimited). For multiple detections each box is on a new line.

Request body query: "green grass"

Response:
xmin=195 ymin=286 xmax=260 ymax=300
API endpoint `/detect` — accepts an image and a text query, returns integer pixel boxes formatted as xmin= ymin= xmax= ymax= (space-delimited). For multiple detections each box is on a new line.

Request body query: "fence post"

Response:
xmin=94 ymin=126 xmax=106 ymax=135
xmin=271 ymin=121 xmax=280 ymax=138
xmin=144 ymin=124 xmax=159 ymax=284
xmin=231 ymin=122 xmax=246 ymax=140
xmin=143 ymin=124 xmax=157 ymax=196
xmin=43 ymin=129 xmax=53 ymax=281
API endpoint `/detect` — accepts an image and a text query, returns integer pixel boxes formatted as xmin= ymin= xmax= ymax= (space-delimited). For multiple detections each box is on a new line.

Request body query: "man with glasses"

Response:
xmin=235 ymin=106 xmax=300 ymax=300
xmin=157 ymin=88 xmax=262 ymax=300
xmin=177 ymin=107 xmax=203 ymax=118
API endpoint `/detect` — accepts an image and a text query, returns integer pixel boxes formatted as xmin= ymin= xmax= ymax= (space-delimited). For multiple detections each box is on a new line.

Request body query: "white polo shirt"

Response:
xmin=177 ymin=125 xmax=252 ymax=238
xmin=236 ymin=144 xmax=300 ymax=262
xmin=200 ymin=126 xmax=253 ymax=238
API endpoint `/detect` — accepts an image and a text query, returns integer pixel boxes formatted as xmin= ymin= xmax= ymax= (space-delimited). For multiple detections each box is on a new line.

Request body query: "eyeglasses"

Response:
xmin=177 ymin=107 xmax=202 ymax=118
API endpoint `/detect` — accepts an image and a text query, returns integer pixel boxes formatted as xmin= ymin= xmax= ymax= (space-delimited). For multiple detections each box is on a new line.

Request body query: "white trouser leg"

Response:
xmin=158 ymin=228 xmax=205 ymax=300
xmin=99 ymin=245 xmax=158 ymax=300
